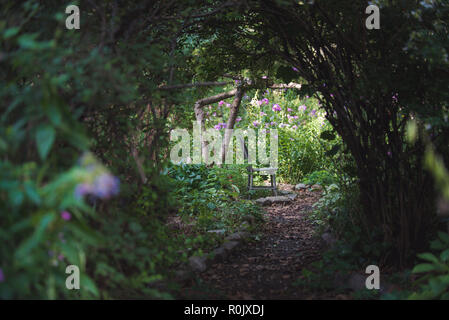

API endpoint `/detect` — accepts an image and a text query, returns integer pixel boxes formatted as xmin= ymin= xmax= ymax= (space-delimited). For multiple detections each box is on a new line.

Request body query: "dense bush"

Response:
xmin=200 ymin=88 xmax=338 ymax=184
xmin=167 ymin=163 xmax=264 ymax=232
xmin=0 ymin=1 xmax=229 ymax=299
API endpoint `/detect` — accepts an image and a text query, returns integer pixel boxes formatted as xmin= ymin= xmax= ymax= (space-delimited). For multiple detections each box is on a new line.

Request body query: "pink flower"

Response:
xmin=0 ymin=268 xmax=4 ymax=282
xmin=298 ymin=105 xmax=306 ymax=112
xmin=287 ymin=108 xmax=293 ymax=112
xmin=218 ymin=101 xmax=224 ymax=106
xmin=260 ymin=111 xmax=267 ymax=116
xmin=61 ymin=211 xmax=71 ymax=221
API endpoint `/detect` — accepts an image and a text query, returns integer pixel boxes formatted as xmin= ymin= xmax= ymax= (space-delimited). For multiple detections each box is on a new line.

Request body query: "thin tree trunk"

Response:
xmin=221 ymin=87 xmax=243 ymax=164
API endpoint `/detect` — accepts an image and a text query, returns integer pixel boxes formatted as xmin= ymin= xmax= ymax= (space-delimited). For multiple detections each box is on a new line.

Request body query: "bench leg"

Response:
xmin=271 ymin=174 xmax=278 ymax=196
xmin=248 ymin=173 xmax=253 ymax=199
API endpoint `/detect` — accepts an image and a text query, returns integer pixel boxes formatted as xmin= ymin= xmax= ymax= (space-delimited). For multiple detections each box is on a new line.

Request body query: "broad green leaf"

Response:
xmin=417 ymin=252 xmax=439 ymax=264
xmin=36 ymin=125 xmax=55 ymax=160
xmin=81 ymin=275 xmax=99 ymax=297
xmin=24 ymin=181 xmax=41 ymax=205
xmin=438 ymin=231 xmax=449 ymax=245
xmin=4 ymin=27 xmax=20 ymax=39
xmin=412 ymin=263 xmax=437 ymax=273
xmin=15 ymin=213 xmax=54 ymax=260
xmin=440 ymin=249 xmax=449 ymax=262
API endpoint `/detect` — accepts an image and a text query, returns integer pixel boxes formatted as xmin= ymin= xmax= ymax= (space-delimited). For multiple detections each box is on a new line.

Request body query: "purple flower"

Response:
xmin=272 ymin=104 xmax=281 ymax=112
xmin=61 ymin=211 xmax=71 ymax=221
xmin=225 ymin=103 xmax=231 ymax=107
xmin=270 ymin=121 xmax=277 ymax=126
xmin=298 ymin=105 xmax=306 ymax=112
xmin=310 ymin=109 xmax=317 ymax=117
xmin=218 ymin=101 xmax=224 ymax=106
xmin=253 ymin=121 xmax=260 ymax=127
xmin=287 ymin=108 xmax=293 ymax=112
xmin=236 ymin=117 xmax=242 ymax=122
xmin=293 ymin=115 xmax=299 ymax=119
xmin=212 ymin=112 xmax=217 ymax=117
xmin=292 ymin=67 xmax=299 ymax=72
xmin=260 ymin=111 xmax=267 ymax=116
xmin=75 ymin=183 xmax=93 ymax=199
xmin=58 ymin=254 xmax=64 ymax=261
xmin=94 ymin=174 xmax=119 ymax=198
xmin=279 ymin=123 xmax=287 ymax=128
xmin=261 ymin=98 xmax=269 ymax=104
xmin=0 ymin=268 xmax=4 ymax=282
xmin=292 ymin=125 xmax=298 ymax=129
xmin=392 ymin=93 xmax=399 ymax=103
xmin=214 ymin=123 xmax=227 ymax=130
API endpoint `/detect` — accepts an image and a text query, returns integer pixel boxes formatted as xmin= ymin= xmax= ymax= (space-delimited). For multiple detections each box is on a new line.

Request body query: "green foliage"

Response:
xmin=0 ymin=0 xmax=219 ymax=299
xmin=302 ymin=170 xmax=336 ymax=186
xmin=408 ymin=232 xmax=449 ymax=299
xmin=167 ymin=163 xmax=264 ymax=232
xmin=309 ymin=175 xmax=390 ymax=263
xmin=202 ymin=88 xmax=339 ymax=184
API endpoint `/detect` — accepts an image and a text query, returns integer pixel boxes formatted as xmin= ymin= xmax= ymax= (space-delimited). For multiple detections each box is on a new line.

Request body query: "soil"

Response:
xmin=178 ymin=185 xmax=325 ymax=299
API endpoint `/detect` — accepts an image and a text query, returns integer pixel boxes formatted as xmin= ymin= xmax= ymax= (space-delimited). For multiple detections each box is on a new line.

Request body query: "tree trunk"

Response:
xmin=221 ymin=87 xmax=244 ymax=164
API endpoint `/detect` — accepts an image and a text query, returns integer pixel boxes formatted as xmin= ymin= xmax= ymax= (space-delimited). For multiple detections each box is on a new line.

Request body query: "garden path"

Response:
xmin=180 ymin=185 xmax=326 ymax=299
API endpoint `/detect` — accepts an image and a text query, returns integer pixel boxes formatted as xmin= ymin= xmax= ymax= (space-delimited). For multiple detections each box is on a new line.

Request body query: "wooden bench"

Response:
xmin=239 ymin=137 xmax=278 ymax=198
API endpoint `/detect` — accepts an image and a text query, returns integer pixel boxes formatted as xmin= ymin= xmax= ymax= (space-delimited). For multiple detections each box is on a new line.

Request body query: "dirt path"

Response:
xmin=180 ymin=186 xmax=324 ymax=299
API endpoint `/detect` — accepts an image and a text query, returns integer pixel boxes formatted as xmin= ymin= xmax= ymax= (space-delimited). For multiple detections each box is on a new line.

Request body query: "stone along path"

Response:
xmin=180 ymin=186 xmax=324 ymax=299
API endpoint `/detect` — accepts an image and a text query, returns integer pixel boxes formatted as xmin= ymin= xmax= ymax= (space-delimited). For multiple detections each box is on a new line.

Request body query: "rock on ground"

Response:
xmin=295 ymin=183 xmax=308 ymax=190
xmin=225 ymin=231 xmax=249 ymax=241
xmin=188 ymin=255 xmax=208 ymax=273
xmin=255 ymin=196 xmax=293 ymax=206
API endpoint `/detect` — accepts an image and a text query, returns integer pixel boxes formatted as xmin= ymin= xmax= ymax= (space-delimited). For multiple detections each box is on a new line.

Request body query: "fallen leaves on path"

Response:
xmin=180 ymin=185 xmax=324 ymax=299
